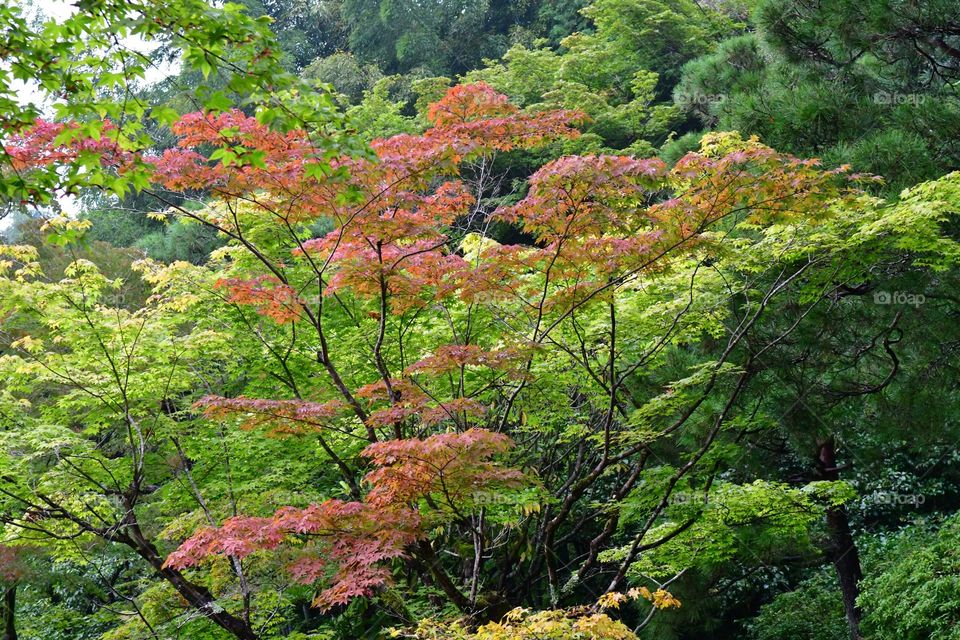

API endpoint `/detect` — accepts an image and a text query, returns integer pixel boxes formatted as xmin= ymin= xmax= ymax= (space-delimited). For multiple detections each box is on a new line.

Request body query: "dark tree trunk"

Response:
xmin=414 ymin=539 xmax=472 ymax=612
xmin=118 ymin=508 xmax=258 ymax=640
xmin=1 ymin=585 xmax=16 ymax=640
xmin=817 ymin=438 xmax=864 ymax=640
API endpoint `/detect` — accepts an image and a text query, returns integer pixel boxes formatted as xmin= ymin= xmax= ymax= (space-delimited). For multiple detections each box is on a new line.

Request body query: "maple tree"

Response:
xmin=2 ymin=78 xmax=850 ymax=620
xmin=4 ymin=53 xmax=960 ymax=639
xmin=4 ymin=0 xmax=960 ymax=638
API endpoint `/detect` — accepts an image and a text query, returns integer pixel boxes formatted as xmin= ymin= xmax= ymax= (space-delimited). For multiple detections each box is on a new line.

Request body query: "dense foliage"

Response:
xmin=2 ymin=1 xmax=960 ymax=639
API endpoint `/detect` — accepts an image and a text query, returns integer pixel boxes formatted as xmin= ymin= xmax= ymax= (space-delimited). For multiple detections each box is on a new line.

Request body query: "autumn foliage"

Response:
xmin=3 ymin=82 xmax=869 ymax=635
xmin=164 ymin=429 xmax=525 ymax=609
xmin=140 ymin=86 xmax=856 ymax=615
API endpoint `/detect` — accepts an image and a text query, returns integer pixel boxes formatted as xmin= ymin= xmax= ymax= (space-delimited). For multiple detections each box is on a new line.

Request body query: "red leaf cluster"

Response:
xmin=164 ymin=501 xmax=418 ymax=610
xmin=427 ymin=82 xmax=517 ymax=126
xmin=165 ymin=429 xmax=525 ymax=609
xmin=405 ymin=344 xmax=529 ymax=377
xmin=653 ymin=144 xmax=855 ymax=239
xmin=362 ymin=428 xmax=524 ymax=508
xmin=0 ymin=545 xmax=27 ymax=583
xmin=4 ymin=120 xmax=132 ymax=171
xmin=194 ymin=395 xmax=346 ymax=435
xmin=214 ymin=276 xmax=304 ymax=323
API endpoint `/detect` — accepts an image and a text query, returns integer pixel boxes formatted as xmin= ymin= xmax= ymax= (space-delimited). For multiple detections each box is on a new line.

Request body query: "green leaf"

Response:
xmin=204 ymin=90 xmax=233 ymax=113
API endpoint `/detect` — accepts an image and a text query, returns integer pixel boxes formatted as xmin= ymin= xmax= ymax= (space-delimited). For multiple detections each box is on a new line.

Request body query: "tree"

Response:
xmin=302 ymin=52 xmax=384 ymax=104
xmin=676 ymin=0 xmax=960 ymax=192
xmin=338 ymin=0 xmax=543 ymax=76
xmin=6 ymin=76 xmax=901 ymax=635
xmin=858 ymin=514 xmax=960 ymax=640
xmin=463 ymin=0 xmax=742 ymax=153
xmin=464 ymin=44 xmax=680 ymax=154
xmin=238 ymin=0 xmax=348 ymax=70
xmin=5 ymin=21 xmax=960 ymax=631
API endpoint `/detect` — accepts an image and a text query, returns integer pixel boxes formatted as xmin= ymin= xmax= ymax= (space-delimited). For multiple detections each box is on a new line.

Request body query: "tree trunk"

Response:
xmin=151 ymin=563 xmax=259 ymax=640
xmin=120 ymin=510 xmax=259 ymax=640
xmin=817 ymin=438 xmax=864 ymax=640
xmin=1 ymin=585 xmax=16 ymax=640
xmin=414 ymin=539 xmax=472 ymax=612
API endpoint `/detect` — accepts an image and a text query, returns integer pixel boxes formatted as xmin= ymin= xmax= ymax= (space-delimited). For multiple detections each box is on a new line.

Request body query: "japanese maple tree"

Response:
xmin=2 ymin=83 xmax=892 ymax=638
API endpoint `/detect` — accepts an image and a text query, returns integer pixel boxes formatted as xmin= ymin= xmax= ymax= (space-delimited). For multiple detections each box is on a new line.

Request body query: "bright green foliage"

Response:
xmin=0 ymin=231 xmax=332 ymax=637
xmin=753 ymin=516 xmax=960 ymax=640
xmin=608 ymin=480 xmax=856 ymax=579
xmin=563 ymin=0 xmax=740 ymax=95
xmin=80 ymin=207 xmax=167 ymax=250
xmin=1 ymin=214 xmax=152 ymax=308
xmin=464 ymin=0 xmax=743 ymax=152
xmin=134 ymin=218 xmax=226 ymax=265
xmin=466 ymin=44 xmax=679 ymax=153
xmin=345 ymin=77 xmax=424 ymax=140
xmin=303 ymin=52 xmax=385 ymax=104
